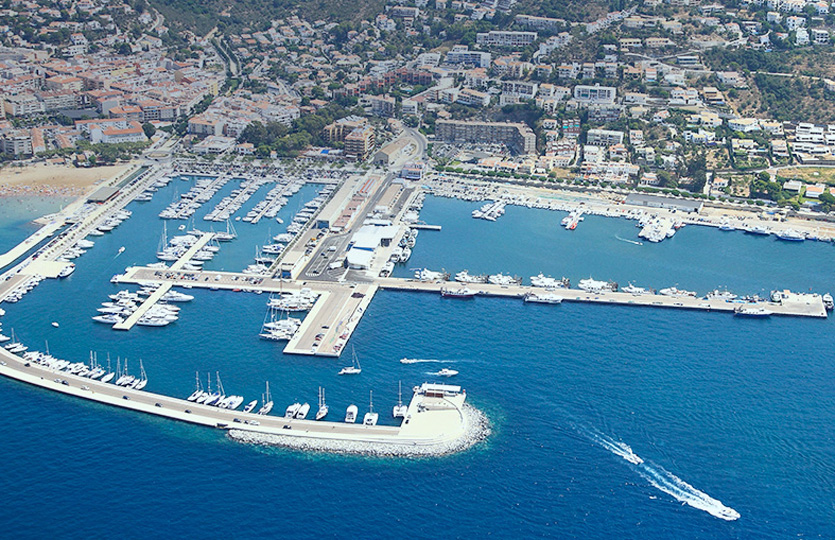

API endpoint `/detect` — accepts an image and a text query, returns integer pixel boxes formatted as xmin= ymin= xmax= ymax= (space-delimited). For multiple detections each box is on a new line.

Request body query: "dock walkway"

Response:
xmin=112 ymin=283 xmax=173 ymax=331
xmin=169 ymin=233 xmax=215 ymax=271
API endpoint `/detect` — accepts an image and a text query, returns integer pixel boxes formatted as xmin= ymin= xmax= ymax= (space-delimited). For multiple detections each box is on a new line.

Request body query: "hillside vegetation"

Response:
xmin=148 ymin=0 xmax=387 ymax=35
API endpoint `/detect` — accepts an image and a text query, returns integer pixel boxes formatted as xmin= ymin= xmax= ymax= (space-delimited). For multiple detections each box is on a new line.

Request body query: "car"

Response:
xmin=155 ymin=403 xmax=162 ymax=408
xmin=80 ymin=385 xmax=90 ymax=391
xmin=122 ymin=395 xmax=129 ymax=399
xmin=184 ymin=409 xmax=192 ymax=414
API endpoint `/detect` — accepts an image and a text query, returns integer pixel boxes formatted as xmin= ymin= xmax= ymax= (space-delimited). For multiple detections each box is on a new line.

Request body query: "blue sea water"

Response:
xmin=0 ymin=187 xmax=834 ymax=538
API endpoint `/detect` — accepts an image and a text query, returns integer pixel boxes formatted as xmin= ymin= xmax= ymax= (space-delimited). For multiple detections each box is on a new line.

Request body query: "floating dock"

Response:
xmin=169 ymin=232 xmax=215 ymax=271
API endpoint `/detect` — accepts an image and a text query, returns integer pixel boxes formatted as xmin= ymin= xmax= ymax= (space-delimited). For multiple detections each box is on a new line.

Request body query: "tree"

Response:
xmin=142 ymin=122 xmax=156 ymax=139
xmin=819 ymin=191 xmax=835 ymax=212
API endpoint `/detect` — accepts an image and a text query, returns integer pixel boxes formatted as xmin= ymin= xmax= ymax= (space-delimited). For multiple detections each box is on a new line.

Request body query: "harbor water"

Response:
xmin=0 ymin=187 xmax=833 ymax=538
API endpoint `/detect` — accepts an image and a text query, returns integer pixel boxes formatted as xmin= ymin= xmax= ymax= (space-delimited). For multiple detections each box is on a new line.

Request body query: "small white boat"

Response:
xmin=392 ymin=381 xmax=408 ymax=418
xmin=243 ymin=400 xmax=258 ymax=414
xmin=344 ymin=404 xmax=358 ymax=423
xmin=435 ymin=368 xmax=458 ymax=377
xmin=338 ymin=347 xmax=362 ymax=375
xmin=363 ymin=391 xmax=379 ymax=426
xmin=315 ymin=387 xmax=329 ymax=420
xmin=294 ymin=402 xmax=310 ymax=419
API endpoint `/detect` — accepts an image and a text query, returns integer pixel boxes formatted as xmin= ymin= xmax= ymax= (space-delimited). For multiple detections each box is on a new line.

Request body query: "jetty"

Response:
xmin=112 ymin=283 xmax=173 ymax=331
xmin=0 ymin=346 xmax=477 ymax=453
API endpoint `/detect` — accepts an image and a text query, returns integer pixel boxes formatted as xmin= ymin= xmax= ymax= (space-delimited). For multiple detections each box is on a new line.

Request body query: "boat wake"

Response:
xmin=581 ymin=426 xmax=740 ymax=521
xmin=585 ymin=427 xmax=644 ymax=465
xmin=615 ymin=235 xmax=643 ymax=246
xmin=400 ymin=358 xmax=455 ymax=364
xmin=637 ymin=465 xmax=740 ymax=521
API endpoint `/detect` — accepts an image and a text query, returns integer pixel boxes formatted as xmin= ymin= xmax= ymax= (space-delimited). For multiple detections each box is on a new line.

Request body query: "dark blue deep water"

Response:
xmin=0 ymin=187 xmax=833 ymax=538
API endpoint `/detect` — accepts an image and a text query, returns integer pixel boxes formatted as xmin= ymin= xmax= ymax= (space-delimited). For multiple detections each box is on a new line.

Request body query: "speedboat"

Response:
xmin=435 ymin=368 xmax=458 ymax=377
xmin=285 ymin=402 xmax=301 ymax=418
xmin=294 ymin=402 xmax=310 ymax=419
xmin=344 ymin=404 xmax=358 ymax=423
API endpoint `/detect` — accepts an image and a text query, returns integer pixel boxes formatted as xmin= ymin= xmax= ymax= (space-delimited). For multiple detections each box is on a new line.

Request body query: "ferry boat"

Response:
xmin=441 ymin=287 xmax=476 ymax=299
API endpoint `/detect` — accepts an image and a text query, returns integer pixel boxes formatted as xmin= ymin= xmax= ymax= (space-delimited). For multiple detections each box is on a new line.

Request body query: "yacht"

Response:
xmin=294 ymin=402 xmax=310 ymax=419
xmin=57 ymin=263 xmax=75 ymax=278
xmin=523 ymin=292 xmax=563 ymax=304
xmin=622 ymin=283 xmax=649 ymax=295
xmin=530 ymin=274 xmax=570 ymax=289
xmin=243 ymin=400 xmax=258 ymax=414
xmin=338 ymin=347 xmax=362 ymax=375
xmin=440 ymin=287 xmax=476 ymax=299
xmin=362 ymin=392 xmax=379 ymax=426
xmin=92 ymin=314 xmax=124 ymax=325
xmin=745 ymin=225 xmax=771 ymax=236
xmin=775 ymin=229 xmax=805 ymax=242
xmin=488 ymin=273 xmax=521 ymax=286
xmin=706 ymin=289 xmax=737 ymax=301
xmin=659 ymin=287 xmax=697 ymax=297
xmin=344 ymin=404 xmax=358 ymax=423
xmin=392 ymin=381 xmax=408 ymax=418
xmin=578 ymin=278 xmax=618 ymax=293
xmin=454 ymin=270 xmax=487 ymax=284
xmin=315 ymin=387 xmax=329 ymax=420
xmin=414 ymin=268 xmax=447 ymax=282
xmin=734 ymin=306 xmax=772 ymax=318
xmin=257 ymin=382 xmax=274 ymax=415
xmin=435 ymin=368 xmax=459 ymax=377
xmin=285 ymin=402 xmax=302 ymax=418
xmin=823 ymin=293 xmax=834 ymax=311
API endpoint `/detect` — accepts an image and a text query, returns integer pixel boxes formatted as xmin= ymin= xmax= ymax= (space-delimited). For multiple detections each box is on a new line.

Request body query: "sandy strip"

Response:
xmin=0 ymin=163 xmax=130 ymax=197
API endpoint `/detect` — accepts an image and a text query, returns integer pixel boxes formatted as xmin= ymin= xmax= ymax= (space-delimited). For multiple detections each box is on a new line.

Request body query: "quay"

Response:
xmin=376 ymin=278 xmax=829 ymax=319
xmin=116 ymin=266 xmax=379 ymax=355
xmin=0 ymin=345 xmax=472 ymax=450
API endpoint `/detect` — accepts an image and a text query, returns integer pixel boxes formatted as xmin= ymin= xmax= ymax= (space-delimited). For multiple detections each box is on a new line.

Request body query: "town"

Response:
xmin=2 ymin=0 xmax=835 ymax=213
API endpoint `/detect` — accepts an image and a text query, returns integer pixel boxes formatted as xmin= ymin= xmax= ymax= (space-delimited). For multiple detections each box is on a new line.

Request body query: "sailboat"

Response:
xmin=392 ymin=381 xmax=408 ymax=418
xmin=363 ymin=391 xmax=379 ymax=426
xmin=338 ymin=347 xmax=362 ymax=375
xmin=132 ymin=359 xmax=148 ymax=390
xmin=100 ymin=354 xmax=115 ymax=383
xmin=207 ymin=371 xmax=226 ymax=406
xmin=197 ymin=372 xmax=214 ymax=404
xmin=315 ymin=386 xmax=329 ymax=420
xmin=187 ymin=371 xmax=204 ymax=401
xmin=257 ymin=381 xmax=274 ymax=415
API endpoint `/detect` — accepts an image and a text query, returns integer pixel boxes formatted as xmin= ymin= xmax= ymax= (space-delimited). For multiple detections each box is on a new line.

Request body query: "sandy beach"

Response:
xmin=0 ymin=163 xmax=130 ymax=198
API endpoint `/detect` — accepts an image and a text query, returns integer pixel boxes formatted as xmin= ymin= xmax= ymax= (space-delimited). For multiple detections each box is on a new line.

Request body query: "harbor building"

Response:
xmin=436 ymin=120 xmax=537 ymax=155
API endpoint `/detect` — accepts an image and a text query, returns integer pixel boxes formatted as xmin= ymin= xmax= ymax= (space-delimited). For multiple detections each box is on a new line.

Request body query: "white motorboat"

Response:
xmin=435 ymin=368 xmax=458 ymax=377
xmin=523 ymin=292 xmax=563 ymax=304
xmin=344 ymin=404 xmax=358 ymax=423
xmin=243 ymin=400 xmax=258 ymax=414
xmin=294 ymin=402 xmax=310 ymax=419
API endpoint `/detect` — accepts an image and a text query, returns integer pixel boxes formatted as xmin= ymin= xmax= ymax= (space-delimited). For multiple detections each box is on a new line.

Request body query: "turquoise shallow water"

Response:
xmin=0 ymin=186 xmax=833 ymax=538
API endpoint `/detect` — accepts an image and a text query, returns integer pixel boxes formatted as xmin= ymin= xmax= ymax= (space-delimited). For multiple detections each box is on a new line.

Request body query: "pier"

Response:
xmin=376 ymin=278 xmax=829 ymax=318
xmin=0 ymin=346 xmax=473 ymax=451
xmin=112 ymin=282 xmax=173 ymax=331
xmin=169 ymin=232 xmax=215 ymax=271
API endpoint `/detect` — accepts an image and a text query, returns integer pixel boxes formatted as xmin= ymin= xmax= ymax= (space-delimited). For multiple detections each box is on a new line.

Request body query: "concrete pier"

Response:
xmin=376 ymin=278 xmax=829 ymax=318
xmin=169 ymin=232 xmax=215 ymax=271
xmin=0 ymin=346 xmax=472 ymax=449
xmin=112 ymin=283 xmax=172 ymax=330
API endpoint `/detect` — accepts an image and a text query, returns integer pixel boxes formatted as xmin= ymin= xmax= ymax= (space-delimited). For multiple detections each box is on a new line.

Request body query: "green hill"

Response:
xmin=148 ymin=0 xmax=386 ymax=35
